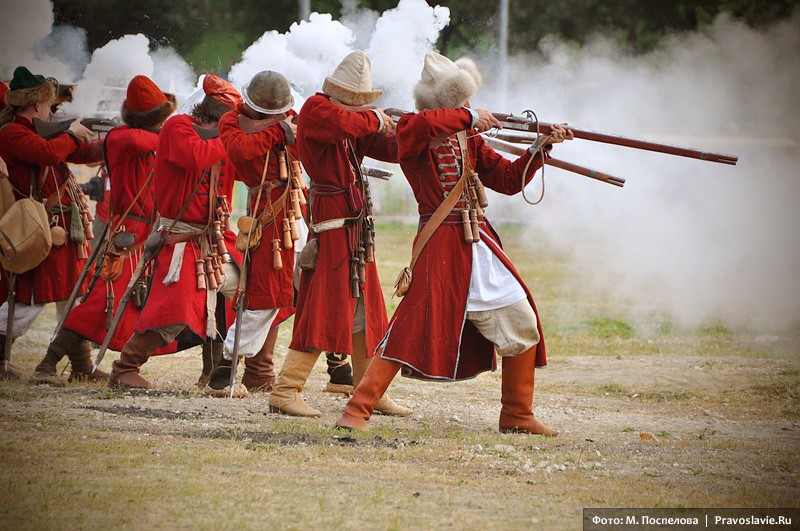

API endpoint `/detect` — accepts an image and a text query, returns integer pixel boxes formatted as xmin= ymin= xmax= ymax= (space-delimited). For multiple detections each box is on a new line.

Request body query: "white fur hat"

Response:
xmin=322 ymin=51 xmax=383 ymax=107
xmin=413 ymin=52 xmax=483 ymax=111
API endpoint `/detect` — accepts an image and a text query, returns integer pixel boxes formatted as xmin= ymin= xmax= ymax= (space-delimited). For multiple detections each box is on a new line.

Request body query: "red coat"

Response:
xmin=219 ymin=107 xmax=296 ymax=310
xmin=134 ymin=114 xmax=238 ymax=342
xmin=290 ymin=94 xmax=398 ymax=356
xmin=63 ymin=126 xmax=175 ymax=352
xmin=380 ymin=108 xmax=548 ymax=380
xmin=0 ymin=115 xmax=102 ymax=303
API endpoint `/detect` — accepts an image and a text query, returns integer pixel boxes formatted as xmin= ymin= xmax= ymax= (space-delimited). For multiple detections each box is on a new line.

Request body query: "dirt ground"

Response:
xmin=1 ymin=330 xmax=798 ymax=530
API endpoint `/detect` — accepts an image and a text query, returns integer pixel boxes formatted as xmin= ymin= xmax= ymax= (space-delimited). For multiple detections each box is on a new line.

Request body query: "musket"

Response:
xmin=33 ymin=117 xmax=119 ymax=140
xmin=363 ymin=166 xmax=392 ymax=180
xmin=4 ymin=272 xmax=16 ymax=372
xmin=491 ymin=113 xmax=738 ymax=165
xmin=384 ymin=108 xmax=623 ymax=187
xmin=50 ymin=222 xmax=110 ymax=342
xmin=483 ymin=136 xmax=625 ymax=187
xmin=92 ymin=230 xmax=162 ymax=372
xmin=227 ymin=264 xmax=247 ymax=398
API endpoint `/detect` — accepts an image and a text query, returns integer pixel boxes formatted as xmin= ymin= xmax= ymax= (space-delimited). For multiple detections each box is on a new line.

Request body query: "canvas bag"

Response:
xmin=0 ymin=196 xmax=53 ymax=274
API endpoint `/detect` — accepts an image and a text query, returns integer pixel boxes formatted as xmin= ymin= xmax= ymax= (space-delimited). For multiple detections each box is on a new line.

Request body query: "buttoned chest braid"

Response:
xmin=434 ymin=134 xmax=489 ymax=244
xmin=393 ymin=130 xmax=487 ymax=298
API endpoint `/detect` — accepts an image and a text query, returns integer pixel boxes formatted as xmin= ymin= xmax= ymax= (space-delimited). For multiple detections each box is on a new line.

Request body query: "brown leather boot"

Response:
xmin=109 ymin=331 xmax=163 ymax=389
xmin=350 ymin=332 xmax=411 ymax=417
xmin=336 ymin=354 xmax=403 ymax=431
xmin=0 ymin=334 xmax=22 ymax=381
xmin=28 ymin=331 xmax=71 ymax=386
xmin=242 ymin=326 xmax=278 ymax=392
xmin=197 ymin=341 xmax=223 ymax=388
xmin=268 ymin=348 xmax=322 ymax=417
xmin=65 ymin=331 xmax=109 ymax=383
xmin=499 ymin=347 xmax=557 ymax=436
xmin=324 ymin=352 xmax=354 ymax=394
xmin=29 ymin=349 xmax=65 ymax=386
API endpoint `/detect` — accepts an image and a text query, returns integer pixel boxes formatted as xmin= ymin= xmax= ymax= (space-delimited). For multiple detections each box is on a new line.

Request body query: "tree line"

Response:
xmin=53 ymin=0 xmax=799 ymax=73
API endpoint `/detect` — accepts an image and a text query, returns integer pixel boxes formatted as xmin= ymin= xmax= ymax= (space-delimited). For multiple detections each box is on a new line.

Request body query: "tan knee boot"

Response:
xmin=336 ymin=354 xmax=402 ymax=431
xmin=499 ymin=347 xmax=557 ymax=436
xmin=350 ymin=331 xmax=411 ymax=417
xmin=109 ymin=331 xmax=163 ymax=389
xmin=268 ymin=348 xmax=321 ymax=417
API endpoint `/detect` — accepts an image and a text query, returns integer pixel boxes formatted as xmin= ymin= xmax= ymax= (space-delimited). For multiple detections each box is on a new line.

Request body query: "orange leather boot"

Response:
xmin=499 ymin=346 xmax=558 ymax=436
xmin=335 ymin=354 xmax=402 ymax=431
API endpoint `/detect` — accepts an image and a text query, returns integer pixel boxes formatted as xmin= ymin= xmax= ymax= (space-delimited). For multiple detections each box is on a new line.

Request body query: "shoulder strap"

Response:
xmin=408 ymin=130 xmax=470 ymax=271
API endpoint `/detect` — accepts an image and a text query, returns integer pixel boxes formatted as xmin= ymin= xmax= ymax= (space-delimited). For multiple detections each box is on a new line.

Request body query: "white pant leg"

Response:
xmin=223 ymin=307 xmax=279 ymax=359
xmin=0 ymin=301 xmax=46 ymax=339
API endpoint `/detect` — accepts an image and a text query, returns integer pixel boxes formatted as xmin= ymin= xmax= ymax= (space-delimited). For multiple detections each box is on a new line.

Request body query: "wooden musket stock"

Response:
xmin=33 ymin=117 xmax=118 ymax=140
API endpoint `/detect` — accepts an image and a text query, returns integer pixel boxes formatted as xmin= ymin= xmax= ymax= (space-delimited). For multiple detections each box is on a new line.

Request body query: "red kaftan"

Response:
xmin=380 ymin=108 xmax=548 ymax=380
xmin=63 ymin=125 xmax=173 ymax=352
xmin=0 ymin=115 xmax=102 ymax=303
xmin=218 ymin=107 xmax=296 ymax=311
xmin=290 ymin=93 xmax=398 ymax=356
xmin=134 ymin=114 xmax=236 ymax=342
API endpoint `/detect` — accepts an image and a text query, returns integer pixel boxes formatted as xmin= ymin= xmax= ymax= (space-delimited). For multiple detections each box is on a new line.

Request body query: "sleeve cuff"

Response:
xmin=371 ymin=109 xmax=385 ymax=133
xmin=463 ymin=107 xmax=479 ymax=129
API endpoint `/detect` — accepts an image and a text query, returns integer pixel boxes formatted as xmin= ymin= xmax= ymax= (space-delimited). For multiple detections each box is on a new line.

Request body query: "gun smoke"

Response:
xmin=2 ymin=0 xmax=797 ymax=333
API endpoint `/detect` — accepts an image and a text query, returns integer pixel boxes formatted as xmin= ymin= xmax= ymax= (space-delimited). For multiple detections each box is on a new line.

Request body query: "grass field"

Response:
xmin=1 ymin=221 xmax=798 ymax=530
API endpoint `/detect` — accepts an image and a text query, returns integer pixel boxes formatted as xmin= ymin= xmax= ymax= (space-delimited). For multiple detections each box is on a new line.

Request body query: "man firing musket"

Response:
xmin=337 ymin=52 xmax=574 ymax=435
xmin=268 ymin=51 xmax=410 ymax=418
xmin=0 ymin=66 xmax=102 ymax=380
xmin=106 ymin=75 xmax=244 ymax=391
xmin=28 ymin=75 xmax=177 ymax=386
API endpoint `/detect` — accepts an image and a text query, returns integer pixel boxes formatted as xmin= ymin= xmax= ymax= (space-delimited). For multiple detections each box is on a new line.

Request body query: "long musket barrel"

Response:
xmin=483 ymin=136 xmax=625 ymax=187
xmin=491 ymin=113 xmax=738 ymax=165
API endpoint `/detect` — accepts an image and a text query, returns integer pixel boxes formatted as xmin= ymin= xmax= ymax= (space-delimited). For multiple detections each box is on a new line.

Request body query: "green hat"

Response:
xmin=9 ymin=66 xmax=47 ymax=91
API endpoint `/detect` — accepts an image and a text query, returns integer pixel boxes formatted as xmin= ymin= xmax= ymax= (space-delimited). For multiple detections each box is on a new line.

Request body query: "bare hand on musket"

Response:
xmin=474 ymin=109 xmax=503 ymax=133
xmin=68 ymin=119 xmax=95 ymax=144
xmin=544 ymin=123 xmax=574 ymax=145
xmin=374 ymin=108 xmax=396 ymax=134
xmin=0 ymin=156 xmax=8 ymax=179
xmin=283 ymin=115 xmax=298 ymax=137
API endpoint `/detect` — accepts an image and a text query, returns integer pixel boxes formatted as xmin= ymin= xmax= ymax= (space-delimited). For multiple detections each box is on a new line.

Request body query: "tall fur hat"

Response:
xmin=120 ymin=75 xmax=176 ymax=130
xmin=4 ymin=66 xmax=55 ymax=109
xmin=322 ymin=51 xmax=383 ymax=107
xmin=413 ymin=52 xmax=483 ymax=111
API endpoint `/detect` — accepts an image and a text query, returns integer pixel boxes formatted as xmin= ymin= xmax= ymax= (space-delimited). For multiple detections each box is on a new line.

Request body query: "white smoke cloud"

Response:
xmin=63 ymin=34 xmax=155 ymax=117
xmin=228 ymin=0 xmax=448 ymax=111
xmin=479 ymin=12 xmax=800 ymax=332
xmin=3 ymin=1 xmax=197 ymax=118
xmin=0 ymin=0 xmax=87 ymax=82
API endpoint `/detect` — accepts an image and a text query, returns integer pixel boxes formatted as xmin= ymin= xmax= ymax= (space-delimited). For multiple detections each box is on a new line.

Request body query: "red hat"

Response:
xmin=126 ymin=75 xmax=168 ymax=112
xmin=202 ymin=74 xmax=242 ymax=109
